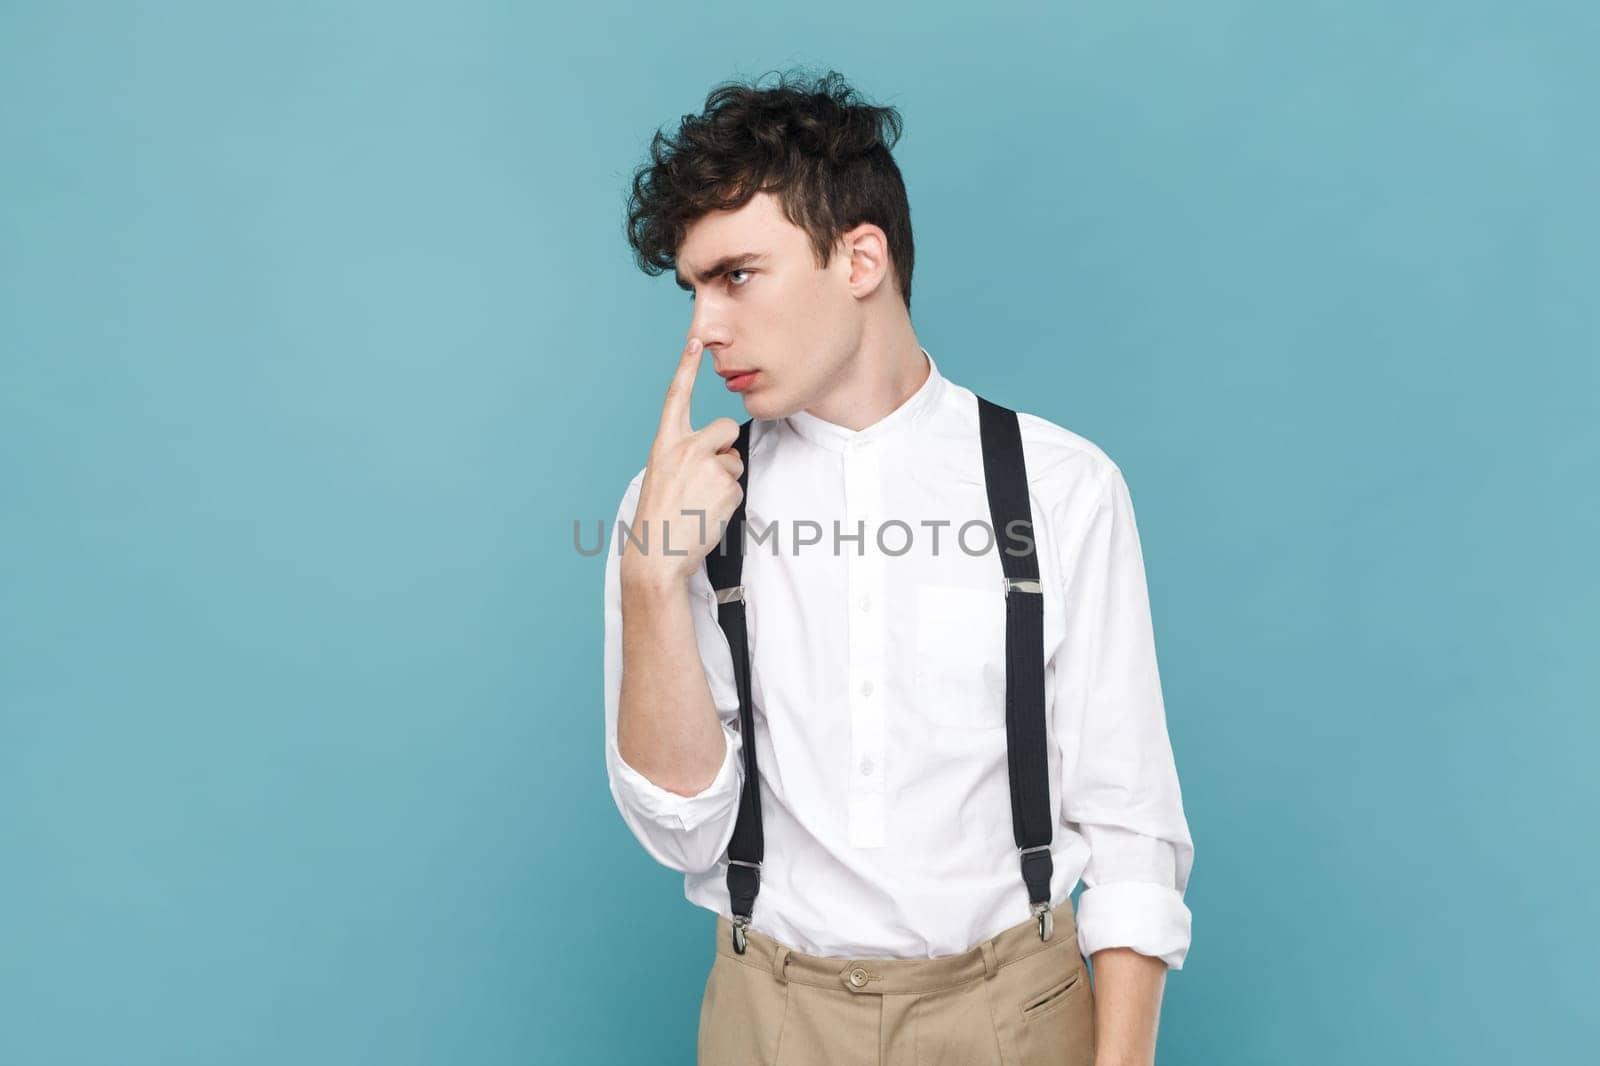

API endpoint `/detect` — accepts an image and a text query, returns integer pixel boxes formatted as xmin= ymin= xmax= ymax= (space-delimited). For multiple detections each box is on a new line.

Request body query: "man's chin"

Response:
xmin=736 ymin=389 xmax=785 ymax=422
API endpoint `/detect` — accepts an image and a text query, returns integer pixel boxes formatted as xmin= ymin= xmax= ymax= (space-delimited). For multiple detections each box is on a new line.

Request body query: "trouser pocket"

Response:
xmin=988 ymin=934 xmax=1095 ymax=1066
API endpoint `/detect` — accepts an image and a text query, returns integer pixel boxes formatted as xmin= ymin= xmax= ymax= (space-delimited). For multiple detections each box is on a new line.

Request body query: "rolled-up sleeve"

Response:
xmin=1055 ymin=463 xmax=1195 ymax=969
xmin=602 ymin=469 xmax=744 ymax=875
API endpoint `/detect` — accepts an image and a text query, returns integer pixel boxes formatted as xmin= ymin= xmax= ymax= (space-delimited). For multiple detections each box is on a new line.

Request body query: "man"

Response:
xmin=602 ymin=70 xmax=1193 ymax=1066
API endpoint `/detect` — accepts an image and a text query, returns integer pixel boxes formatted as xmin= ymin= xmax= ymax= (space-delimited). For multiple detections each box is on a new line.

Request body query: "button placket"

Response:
xmin=845 ymin=443 xmax=886 ymax=848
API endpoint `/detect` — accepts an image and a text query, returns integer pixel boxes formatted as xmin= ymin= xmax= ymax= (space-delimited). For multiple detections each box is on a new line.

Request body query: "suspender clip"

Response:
xmin=1031 ymin=900 xmax=1054 ymax=941
xmin=1020 ymin=844 xmax=1054 ymax=941
xmin=1003 ymin=577 xmax=1042 ymax=597
xmin=728 ymin=859 xmax=762 ymax=954
xmin=715 ymin=585 xmax=746 ymax=605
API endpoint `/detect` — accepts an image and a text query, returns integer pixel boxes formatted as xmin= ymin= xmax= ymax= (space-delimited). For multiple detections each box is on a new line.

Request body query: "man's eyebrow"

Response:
xmin=674 ymin=252 xmax=768 ymax=291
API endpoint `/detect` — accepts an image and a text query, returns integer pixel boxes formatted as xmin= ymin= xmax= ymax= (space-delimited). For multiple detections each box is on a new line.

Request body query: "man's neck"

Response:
xmin=801 ymin=324 xmax=928 ymax=432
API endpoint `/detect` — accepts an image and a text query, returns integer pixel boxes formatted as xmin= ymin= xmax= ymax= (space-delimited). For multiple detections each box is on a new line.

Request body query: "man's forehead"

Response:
xmin=678 ymin=235 xmax=766 ymax=266
xmin=677 ymin=195 xmax=792 ymax=269
xmin=679 ymin=212 xmax=767 ymax=264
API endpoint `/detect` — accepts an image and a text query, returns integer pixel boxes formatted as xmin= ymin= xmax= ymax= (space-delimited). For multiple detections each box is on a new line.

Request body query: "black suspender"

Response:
xmin=977 ymin=395 xmax=1057 ymax=941
xmin=703 ymin=418 xmax=761 ymax=953
xmin=704 ymin=397 xmax=1054 ymax=955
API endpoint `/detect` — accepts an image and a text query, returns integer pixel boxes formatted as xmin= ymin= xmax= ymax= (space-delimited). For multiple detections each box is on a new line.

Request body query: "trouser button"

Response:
xmin=847 ymin=966 xmax=869 ymax=989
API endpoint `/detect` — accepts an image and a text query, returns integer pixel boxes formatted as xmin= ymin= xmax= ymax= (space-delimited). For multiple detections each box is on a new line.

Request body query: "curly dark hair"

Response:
xmin=625 ymin=68 xmax=915 ymax=310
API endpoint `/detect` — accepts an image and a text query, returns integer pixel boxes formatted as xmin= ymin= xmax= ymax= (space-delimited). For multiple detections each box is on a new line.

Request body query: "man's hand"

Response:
xmin=621 ymin=336 xmax=745 ymax=591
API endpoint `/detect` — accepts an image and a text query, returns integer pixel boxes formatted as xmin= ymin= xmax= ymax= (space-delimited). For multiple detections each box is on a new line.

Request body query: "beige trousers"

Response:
xmin=697 ymin=906 xmax=1095 ymax=1066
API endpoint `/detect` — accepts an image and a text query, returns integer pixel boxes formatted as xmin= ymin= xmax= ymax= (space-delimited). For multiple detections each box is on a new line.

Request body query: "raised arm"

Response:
xmin=601 ymin=337 xmax=748 ymax=873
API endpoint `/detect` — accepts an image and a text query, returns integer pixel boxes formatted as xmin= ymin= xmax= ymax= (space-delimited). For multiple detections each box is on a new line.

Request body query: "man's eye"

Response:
xmin=687 ymin=269 xmax=753 ymax=300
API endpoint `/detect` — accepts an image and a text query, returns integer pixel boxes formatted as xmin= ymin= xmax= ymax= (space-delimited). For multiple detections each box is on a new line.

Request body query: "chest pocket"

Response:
xmin=911 ymin=583 xmax=1008 ymax=730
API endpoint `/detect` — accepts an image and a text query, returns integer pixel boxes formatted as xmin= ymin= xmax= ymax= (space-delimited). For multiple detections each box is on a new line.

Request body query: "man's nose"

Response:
xmin=688 ymin=306 xmax=730 ymax=350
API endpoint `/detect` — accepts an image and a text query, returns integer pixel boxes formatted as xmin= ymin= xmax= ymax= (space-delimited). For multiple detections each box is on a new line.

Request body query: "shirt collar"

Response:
xmin=782 ymin=346 xmax=945 ymax=453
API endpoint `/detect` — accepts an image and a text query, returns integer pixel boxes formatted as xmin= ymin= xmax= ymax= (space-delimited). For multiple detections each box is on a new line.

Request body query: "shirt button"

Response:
xmin=860 ymin=758 xmax=874 ymax=777
xmin=858 ymin=595 xmax=871 ymax=612
xmin=848 ymin=967 xmax=868 ymax=988
xmin=860 ymin=680 xmax=874 ymax=697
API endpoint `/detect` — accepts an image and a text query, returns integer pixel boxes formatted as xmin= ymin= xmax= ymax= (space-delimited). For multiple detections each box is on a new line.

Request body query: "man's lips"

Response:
xmin=718 ymin=368 xmax=760 ymax=393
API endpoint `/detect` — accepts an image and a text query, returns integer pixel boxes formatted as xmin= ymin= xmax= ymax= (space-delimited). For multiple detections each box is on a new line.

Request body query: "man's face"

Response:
xmin=675 ymin=190 xmax=863 ymax=421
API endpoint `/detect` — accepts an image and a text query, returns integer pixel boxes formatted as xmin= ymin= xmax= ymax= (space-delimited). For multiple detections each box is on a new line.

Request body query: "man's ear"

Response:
xmin=839 ymin=224 xmax=891 ymax=298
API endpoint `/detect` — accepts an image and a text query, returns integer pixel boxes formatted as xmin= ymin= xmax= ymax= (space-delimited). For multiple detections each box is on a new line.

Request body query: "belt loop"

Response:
xmin=981 ymin=939 xmax=999 ymax=980
xmin=772 ymin=945 xmax=792 ymax=985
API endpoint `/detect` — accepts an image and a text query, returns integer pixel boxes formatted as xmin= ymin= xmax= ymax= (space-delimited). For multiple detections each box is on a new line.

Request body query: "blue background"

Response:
xmin=2 ymin=2 xmax=1595 ymax=1063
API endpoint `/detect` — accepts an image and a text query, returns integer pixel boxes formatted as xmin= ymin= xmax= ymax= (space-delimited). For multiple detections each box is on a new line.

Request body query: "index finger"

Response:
xmin=656 ymin=336 xmax=704 ymax=441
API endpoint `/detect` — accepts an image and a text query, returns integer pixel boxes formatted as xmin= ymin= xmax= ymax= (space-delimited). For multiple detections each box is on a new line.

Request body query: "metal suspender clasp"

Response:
xmin=714 ymin=585 xmax=746 ymax=605
xmin=1031 ymin=900 xmax=1054 ymax=941
xmin=728 ymin=859 xmax=762 ymax=954
xmin=1003 ymin=577 xmax=1042 ymax=597
xmin=1020 ymin=844 xmax=1054 ymax=941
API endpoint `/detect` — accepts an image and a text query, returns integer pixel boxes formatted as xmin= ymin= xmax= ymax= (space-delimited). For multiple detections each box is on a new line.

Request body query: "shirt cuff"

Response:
xmin=1074 ymin=881 xmax=1193 ymax=970
xmin=608 ymin=722 xmax=741 ymax=832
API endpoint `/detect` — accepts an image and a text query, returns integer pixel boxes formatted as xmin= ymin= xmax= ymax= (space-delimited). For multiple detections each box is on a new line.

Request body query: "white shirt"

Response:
xmin=601 ymin=348 xmax=1194 ymax=967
